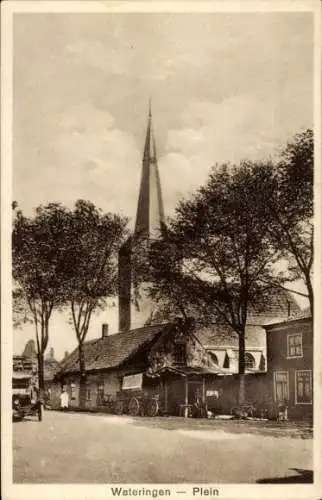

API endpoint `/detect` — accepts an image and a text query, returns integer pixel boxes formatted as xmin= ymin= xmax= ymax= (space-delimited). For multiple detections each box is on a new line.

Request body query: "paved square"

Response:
xmin=13 ymin=411 xmax=312 ymax=483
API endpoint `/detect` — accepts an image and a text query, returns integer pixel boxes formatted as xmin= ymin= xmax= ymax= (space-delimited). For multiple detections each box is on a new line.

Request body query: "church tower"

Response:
xmin=118 ymin=103 xmax=165 ymax=332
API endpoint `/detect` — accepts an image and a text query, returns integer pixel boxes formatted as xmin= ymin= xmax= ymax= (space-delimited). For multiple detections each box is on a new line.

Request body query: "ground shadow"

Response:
xmin=257 ymin=468 xmax=313 ymax=483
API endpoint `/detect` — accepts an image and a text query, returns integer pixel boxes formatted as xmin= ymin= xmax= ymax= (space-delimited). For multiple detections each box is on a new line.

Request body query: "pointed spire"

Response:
xmin=134 ymin=102 xmax=165 ymax=239
xmin=143 ymin=99 xmax=154 ymax=162
xmin=148 ymin=97 xmax=152 ymax=118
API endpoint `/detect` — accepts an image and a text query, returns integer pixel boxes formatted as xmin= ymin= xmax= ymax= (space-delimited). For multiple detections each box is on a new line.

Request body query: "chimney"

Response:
xmin=102 ymin=323 xmax=109 ymax=338
xmin=50 ymin=347 xmax=54 ymax=360
xmin=64 ymin=351 xmax=69 ymax=360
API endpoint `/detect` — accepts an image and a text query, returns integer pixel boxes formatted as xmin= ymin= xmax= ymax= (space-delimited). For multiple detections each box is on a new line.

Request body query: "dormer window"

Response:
xmin=174 ymin=343 xmax=186 ymax=365
xmin=287 ymin=333 xmax=303 ymax=358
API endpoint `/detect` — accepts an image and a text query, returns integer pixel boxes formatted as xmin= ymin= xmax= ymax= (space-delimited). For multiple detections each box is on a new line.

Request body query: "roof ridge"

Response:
xmin=59 ymin=323 xmax=172 ymax=375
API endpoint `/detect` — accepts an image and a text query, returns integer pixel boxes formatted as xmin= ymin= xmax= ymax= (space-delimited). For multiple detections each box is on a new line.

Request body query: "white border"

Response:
xmin=2 ymin=1 xmax=322 ymax=500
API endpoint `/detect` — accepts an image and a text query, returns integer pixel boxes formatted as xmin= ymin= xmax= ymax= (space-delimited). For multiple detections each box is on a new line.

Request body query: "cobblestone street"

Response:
xmin=13 ymin=410 xmax=313 ymax=484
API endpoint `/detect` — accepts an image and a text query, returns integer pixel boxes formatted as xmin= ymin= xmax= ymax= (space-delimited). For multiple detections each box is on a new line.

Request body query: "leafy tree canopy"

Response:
xmin=267 ymin=128 xmax=313 ymax=313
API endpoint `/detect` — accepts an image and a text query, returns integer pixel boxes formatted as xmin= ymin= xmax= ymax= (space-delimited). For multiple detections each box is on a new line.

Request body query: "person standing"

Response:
xmin=59 ymin=387 xmax=69 ymax=410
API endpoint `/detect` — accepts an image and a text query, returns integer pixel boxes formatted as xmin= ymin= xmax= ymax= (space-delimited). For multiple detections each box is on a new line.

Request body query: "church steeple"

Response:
xmin=134 ymin=102 xmax=165 ymax=239
xmin=118 ymin=103 xmax=166 ymax=332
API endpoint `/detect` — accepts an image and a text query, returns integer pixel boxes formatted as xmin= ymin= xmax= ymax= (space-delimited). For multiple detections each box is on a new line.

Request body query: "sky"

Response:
xmin=13 ymin=12 xmax=313 ymax=359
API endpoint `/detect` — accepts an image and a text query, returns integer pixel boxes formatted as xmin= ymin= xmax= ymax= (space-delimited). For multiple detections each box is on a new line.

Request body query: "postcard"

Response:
xmin=2 ymin=1 xmax=321 ymax=499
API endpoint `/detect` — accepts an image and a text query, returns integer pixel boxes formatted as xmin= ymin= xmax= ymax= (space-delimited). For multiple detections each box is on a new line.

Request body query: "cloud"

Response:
xmin=12 ymin=13 xmax=312 ymax=356
xmin=16 ymin=102 xmax=142 ymax=224
xmin=159 ymin=95 xmax=295 ymax=215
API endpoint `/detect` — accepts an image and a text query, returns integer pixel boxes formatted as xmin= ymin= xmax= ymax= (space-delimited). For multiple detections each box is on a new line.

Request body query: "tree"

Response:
xmin=267 ymin=129 xmax=313 ymax=315
xmin=57 ymin=200 xmax=128 ymax=407
xmin=12 ymin=204 xmax=68 ymax=396
xmin=149 ymin=162 xmax=284 ymax=403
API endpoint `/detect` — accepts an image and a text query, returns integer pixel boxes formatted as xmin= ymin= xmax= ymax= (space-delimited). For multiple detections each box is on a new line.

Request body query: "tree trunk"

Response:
xmin=37 ymin=351 xmax=45 ymax=401
xmin=78 ymin=342 xmax=87 ymax=408
xmin=305 ymin=274 xmax=314 ymax=317
xmin=238 ymin=329 xmax=246 ymax=405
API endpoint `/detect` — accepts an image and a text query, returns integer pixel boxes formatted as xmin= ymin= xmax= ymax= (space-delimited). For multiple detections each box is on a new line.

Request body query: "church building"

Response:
xmin=57 ymin=105 xmax=302 ymax=417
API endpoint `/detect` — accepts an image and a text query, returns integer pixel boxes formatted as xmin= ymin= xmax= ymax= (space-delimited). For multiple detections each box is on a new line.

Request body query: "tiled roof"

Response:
xmin=196 ymin=290 xmax=301 ymax=349
xmin=247 ymin=288 xmax=300 ymax=322
xmin=287 ymin=307 xmax=311 ymax=321
xmin=196 ymin=324 xmax=266 ymax=349
xmin=264 ymin=307 xmax=312 ymax=329
xmin=59 ymin=324 xmax=170 ymax=375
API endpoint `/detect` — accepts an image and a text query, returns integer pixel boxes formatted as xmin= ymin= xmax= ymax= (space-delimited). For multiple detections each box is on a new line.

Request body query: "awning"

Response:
xmin=207 ymin=349 xmax=226 ymax=367
xmin=226 ymin=348 xmax=237 ymax=359
xmin=249 ymin=350 xmax=263 ymax=368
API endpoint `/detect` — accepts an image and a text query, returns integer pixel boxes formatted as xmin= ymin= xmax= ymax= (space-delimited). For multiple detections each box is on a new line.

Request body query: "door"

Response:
xmin=188 ymin=379 xmax=204 ymax=404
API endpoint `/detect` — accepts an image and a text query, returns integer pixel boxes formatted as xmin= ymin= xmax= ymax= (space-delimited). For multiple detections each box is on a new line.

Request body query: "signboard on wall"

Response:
xmin=122 ymin=373 xmax=143 ymax=390
xmin=206 ymin=390 xmax=219 ymax=398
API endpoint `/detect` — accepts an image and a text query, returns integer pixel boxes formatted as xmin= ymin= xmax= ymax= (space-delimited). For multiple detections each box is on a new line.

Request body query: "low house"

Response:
xmin=56 ymin=319 xmax=231 ymax=416
xmin=263 ymin=310 xmax=313 ymax=420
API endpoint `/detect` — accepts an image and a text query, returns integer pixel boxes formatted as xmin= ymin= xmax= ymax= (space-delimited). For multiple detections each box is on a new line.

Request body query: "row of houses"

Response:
xmin=46 ymin=308 xmax=311 ymax=421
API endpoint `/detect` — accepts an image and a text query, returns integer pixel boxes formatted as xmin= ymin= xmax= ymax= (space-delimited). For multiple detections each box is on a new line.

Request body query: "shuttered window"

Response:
xmin=295 ymin=370 xmax=312 ymax=404
xmin=287 ymin=334 xmax=303 ymax=358
xmin=274 ymin=371 xmax=289 ymax=402
xmin=97 ymin=384 xmax=104 ymax=405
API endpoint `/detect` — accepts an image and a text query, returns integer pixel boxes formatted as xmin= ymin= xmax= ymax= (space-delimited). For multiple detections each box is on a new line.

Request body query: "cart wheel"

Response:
xmin=38 ymin=405 xmax=43 ymax=422
xmin=128 ymin=397 xmax=140 ymax=416
xmin=147 ymin=399 xmax=159 ymax=417
xmin=115 ymin=400 xmax=124 ymax=415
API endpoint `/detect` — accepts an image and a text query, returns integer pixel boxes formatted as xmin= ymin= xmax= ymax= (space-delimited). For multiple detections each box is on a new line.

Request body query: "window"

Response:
xmin=174 ymin=344 xmax=186 ymax=365
xmin=295 ymin=370 xmax=312 ymax=404
xmin=287 ymin=333 xmax=303 ymax=358
xmin=97 ymin=384 xmax=104 ymax=405
xmin=245 ymin=353 xmax=256 ymax=370
xmin=274 ymin=371 xmax=289 ymax=402
xmin=86 ymin=388 xmax=91 ymax=401
xmin=70 ymin=383 xmax=77 ymax=401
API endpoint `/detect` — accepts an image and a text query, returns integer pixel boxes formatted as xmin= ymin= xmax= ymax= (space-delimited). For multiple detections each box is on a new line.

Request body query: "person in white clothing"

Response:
xmin=59 ymin=388 xmax=69 ymax=410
